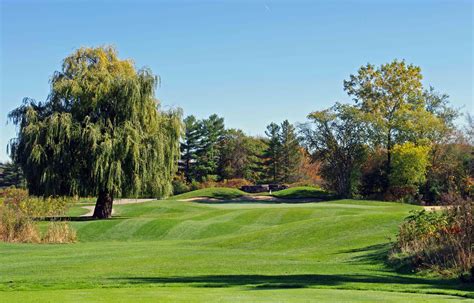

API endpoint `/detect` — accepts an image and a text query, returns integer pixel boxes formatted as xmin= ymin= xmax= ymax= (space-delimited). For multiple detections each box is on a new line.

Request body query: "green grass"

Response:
xmin=0 ymin=199 xmax=472 ymax=302
xmin=66 ymin=205 xmax=91 ymax=217
xmin=271 ymin=186 xmax=334 ymax=199
xmin=170 ymin=187 xmax=246 ymax=200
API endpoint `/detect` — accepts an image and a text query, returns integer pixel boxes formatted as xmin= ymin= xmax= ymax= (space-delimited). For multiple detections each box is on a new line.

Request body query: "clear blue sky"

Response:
xmin=1 ymin=0 xmax=472 ymax=162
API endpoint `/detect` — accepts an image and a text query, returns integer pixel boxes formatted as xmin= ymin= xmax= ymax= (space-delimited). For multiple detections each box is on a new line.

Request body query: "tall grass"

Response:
xmin=0 ymin=205 xmax=40 ymax=243
xmin=0 ymin=188 xmax=76 ymax=243
xmin=43 ymin=221 xmax=77 ymax=244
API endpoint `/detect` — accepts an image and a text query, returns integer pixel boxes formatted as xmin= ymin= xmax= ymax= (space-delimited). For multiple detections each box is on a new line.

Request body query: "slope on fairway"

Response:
xmin=271 ymin=186 xmax=333 ymax=199
xmin=0 ymin=199 xmax=472 ymax=302
xmin=170 ymin=187 xmax=246 ymax=200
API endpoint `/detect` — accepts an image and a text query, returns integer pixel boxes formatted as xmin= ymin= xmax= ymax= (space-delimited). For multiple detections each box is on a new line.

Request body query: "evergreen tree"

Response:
xmin=264 ymin=122 xmax=282 ymax=183
xmin=180 ymin=115 xmax=201 ymax=182
xmin=9 ymin=46 xmax=182 ymax=218
xmin=194 ymin=114 xmax=225 ymax=181
xmin=279 ymin=120 xmax=302 ymax=183
xmin=0 ymin=161 xmax=25 ymax=188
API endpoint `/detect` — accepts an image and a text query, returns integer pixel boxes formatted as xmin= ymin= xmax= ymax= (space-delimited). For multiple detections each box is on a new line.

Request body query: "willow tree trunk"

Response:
xmin=93 ymin=190 xmax=113 ymax=219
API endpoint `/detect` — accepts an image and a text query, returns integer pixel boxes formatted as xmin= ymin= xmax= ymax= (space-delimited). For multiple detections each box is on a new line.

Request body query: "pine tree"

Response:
xmin=180 ymin=115 xmax=201 ymax=182
xmin=279 ymin=120 xmax=302 ymax=183
xmin=0 ymin=161 xmax=25 ymax=188
xmin=264 ymin=122 xmax=282 ymax=183
xmin=194 ymin=114 xmax=225 ymax=181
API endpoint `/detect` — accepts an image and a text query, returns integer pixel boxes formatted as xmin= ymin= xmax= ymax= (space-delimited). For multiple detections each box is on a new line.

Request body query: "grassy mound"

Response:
xmin=1 ymin=199 xmax=472 ymax=302
xmin=271 ymin=186 xmax=333 ymax=199
xmin=170 ymin=187 xmax=246 ymax=200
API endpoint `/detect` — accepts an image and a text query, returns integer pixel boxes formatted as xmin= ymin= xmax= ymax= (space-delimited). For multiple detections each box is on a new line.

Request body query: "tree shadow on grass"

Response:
xmin=340 ymin=242 xmax=474 ymax=288
xmin=110 ymin=273 xmax=473 ymax=296
xmin=108 ymin=243 xmax=474 ymax=297
xmin=339 ymin=243 xmax=421 ymax=275
xmin=340 ymin=243 xmax=390 ymax=265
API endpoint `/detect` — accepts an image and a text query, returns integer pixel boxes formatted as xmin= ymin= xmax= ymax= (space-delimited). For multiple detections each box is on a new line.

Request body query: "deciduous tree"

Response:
xmin=390 ymin=142 xmax=431 ymax=187
xmin=344 ymin=61 xmax=457 ymax=192
xmin=301 ymin=104 xmax=367 ymax=197
xmin=9 ymin=46 xmax=182 ymax=219
xmin=218 ymin=129 xmax=267 ymax=183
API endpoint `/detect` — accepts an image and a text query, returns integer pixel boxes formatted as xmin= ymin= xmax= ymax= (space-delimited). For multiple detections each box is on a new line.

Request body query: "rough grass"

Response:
xmin=271 ymin=186 xmax=333 ymax=199
xmin=42 ymin=222 xmax=77 ymax=244
xmin=169 ymin=187 xmax=246 ymax=200
xmin=0 ymin=199 xmax=472 ymax=302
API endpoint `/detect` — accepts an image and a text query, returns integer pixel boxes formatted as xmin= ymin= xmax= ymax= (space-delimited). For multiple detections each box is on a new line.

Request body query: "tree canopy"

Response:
xmin=9 ymin=46 xmax=182 ymax=218
xmin=302 ymin=104 xmax=367 ymax=197
xmin=344 ymin=60 xmax=458 ymax=190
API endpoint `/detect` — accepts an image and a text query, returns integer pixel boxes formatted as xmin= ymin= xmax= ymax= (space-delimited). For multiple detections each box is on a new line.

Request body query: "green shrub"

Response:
xmin=172 ymin=179 xmax=190 ymax=195
xmin=190 ymin=180 xmax=201 ymax=191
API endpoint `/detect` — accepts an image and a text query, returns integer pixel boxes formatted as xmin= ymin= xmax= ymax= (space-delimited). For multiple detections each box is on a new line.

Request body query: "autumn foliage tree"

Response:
xmin=344 ymin=60 xmax=458 ymax=193
xmin=9 ymin=46 xmax=182 ymax=219
xmin=301 ymin=104 xmax=367 ymax=198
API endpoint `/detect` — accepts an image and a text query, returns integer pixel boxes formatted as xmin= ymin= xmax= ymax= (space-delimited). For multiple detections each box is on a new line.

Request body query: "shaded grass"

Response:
xmin=66 ymin=205 xmax=91 ymax=217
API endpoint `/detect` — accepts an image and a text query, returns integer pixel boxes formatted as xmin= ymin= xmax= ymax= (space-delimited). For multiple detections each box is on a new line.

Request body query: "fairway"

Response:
xmin=0 ymin=199 xmax=473 ymax=302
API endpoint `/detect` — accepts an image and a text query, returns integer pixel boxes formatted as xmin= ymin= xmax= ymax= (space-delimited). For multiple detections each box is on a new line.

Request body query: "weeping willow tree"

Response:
xmin=9 ymin=46 xmax=182 ymax=219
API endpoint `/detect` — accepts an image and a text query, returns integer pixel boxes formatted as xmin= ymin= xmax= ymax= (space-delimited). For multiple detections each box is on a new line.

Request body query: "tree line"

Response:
xmin=5 ymin=46 xmax=473 ymax=219
xmin=177 ymin=115 xmax=306 ymax=188
xmin=177 ymin=60 xmax=473 ymax=204
xmin=301 ymin=61 xmax=473 ymax=203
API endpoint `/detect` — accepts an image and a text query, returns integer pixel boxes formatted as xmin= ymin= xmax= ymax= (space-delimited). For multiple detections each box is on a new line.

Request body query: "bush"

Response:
xmin=190 ymin=180 xmax=201 ymax=191
xmin=0 ymin=204 xmax=40 ymax=243
xmin=21 ymin=196 xmax=70 ymax=218
xmin=384 ymin=186 xmax=418 ymax=203
xmin=172 ymin=179 xmax=190 ymax=195
xmin=390 ymin=196 xmax=473 ymax=278
xmin=0 ymin=188 xmax=76 ymax=244
xmin=0 ymin=187 xmax=29 ymax=206
xmin=0 ymin=187 xmax=71 ymax=218
xmin=218 ymin=179 xmax=251 ymax=189
xmin=43 ymin=221 xmax=77 ymax=244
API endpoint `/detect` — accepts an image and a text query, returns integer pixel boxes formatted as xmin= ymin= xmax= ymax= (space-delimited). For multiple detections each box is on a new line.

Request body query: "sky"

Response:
xmin=0 ymin=0 xmax=472 ymax=162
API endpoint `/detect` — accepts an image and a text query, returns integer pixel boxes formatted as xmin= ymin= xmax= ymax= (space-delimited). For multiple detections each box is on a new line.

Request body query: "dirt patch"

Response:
xmin=182 ymin=197 xmax=222 ymax=202
xmin=423 ymin=205 xmax=452 ymax=212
